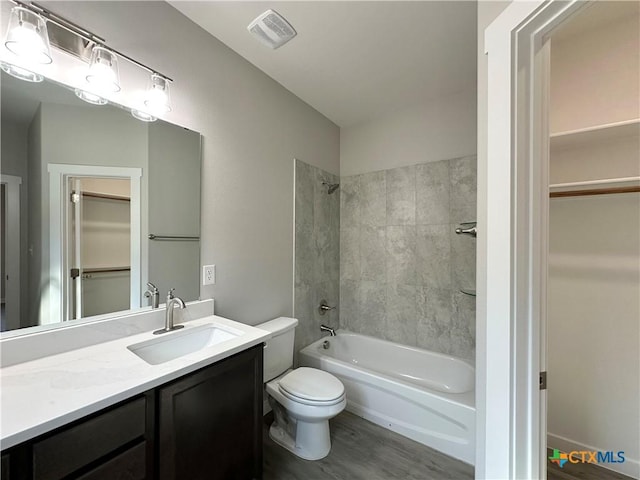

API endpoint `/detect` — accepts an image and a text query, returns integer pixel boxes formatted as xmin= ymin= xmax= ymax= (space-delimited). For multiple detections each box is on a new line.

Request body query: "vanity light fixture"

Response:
xmin=86 ymin=46 xmax=120 ymax=93
xmin=1 ymin=5 xmax=51 ymax=82
xmin=1 ymin=0 xmax=174 ymax=121
xmin=144 ymin=73 xmax=172 ymax=114
xmin=74 ymin=88 xmax=108 ymax=105
xmin=131 ymin=109 xmax=157 ymax=123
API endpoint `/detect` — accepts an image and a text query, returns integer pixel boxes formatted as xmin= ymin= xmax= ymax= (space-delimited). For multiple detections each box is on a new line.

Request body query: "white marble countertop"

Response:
xmin=0 ymin=314 xmax=271 ymax=449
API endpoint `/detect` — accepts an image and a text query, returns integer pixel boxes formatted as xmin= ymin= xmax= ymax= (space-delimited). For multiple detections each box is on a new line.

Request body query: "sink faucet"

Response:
xmin=144 ymin=282 xmax=159 ymax=309
xmin=320 ymin=324 xmax=336 ymax=337
xmin=153 ymin=289 xmax=186 ymax=335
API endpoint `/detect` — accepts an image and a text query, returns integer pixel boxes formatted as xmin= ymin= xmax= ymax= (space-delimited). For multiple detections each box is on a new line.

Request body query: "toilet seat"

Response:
xmin=278 ymin=367 xmax=344 ymax=405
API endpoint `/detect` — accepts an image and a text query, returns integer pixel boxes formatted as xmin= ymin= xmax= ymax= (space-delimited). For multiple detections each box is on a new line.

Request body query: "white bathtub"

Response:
xmin=299 ymin=331 xmax=476 ymax=464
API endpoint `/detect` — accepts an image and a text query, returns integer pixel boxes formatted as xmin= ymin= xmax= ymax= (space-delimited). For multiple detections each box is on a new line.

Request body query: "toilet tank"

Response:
xmin=257 ymin=317 xmax=298 ymax=382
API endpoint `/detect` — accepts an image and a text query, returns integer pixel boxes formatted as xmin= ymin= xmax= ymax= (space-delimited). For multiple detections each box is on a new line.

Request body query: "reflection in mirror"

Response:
xmin=0 ymin=71 xmax=202 ymax=334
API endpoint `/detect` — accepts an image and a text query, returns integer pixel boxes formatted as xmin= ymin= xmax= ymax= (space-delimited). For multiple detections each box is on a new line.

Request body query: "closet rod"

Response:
xmin=550 ymin=186 xmax=640 ymax=198
xmin=82 ymin=191 xmax=131 ymax=202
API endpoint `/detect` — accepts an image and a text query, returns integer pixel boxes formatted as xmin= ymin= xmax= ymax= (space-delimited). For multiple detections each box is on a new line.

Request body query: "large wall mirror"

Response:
xmin=1 ymin=70 xmax=202 ymax=335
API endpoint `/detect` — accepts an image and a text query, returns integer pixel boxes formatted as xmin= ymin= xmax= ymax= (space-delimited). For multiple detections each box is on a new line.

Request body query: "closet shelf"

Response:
xmin=550 ymin=176 xmax=640 ymax=198
xmin=550 ymin=118 xmax=639 ymax=152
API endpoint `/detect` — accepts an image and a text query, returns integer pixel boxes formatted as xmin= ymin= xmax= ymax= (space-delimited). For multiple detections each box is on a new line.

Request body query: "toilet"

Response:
xmin=258 ymin=317 xmax=346 ymax=461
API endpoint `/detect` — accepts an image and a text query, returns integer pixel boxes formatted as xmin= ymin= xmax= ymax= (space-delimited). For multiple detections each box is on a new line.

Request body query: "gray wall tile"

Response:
xmin=449 ymin=156 xmax=477 ymax=214
xmin=294 ymin=160 xmax=340 ymax=362
xmin=416 ymin=225 xmax=451 ymax=289
xmin=386 ymin=226 xmax=417 ymax=285
xmin=386 ymin=165 xmax=416 ymax=225
xmin=450 ymin=230 xmax=476 ymax=293
xmin=340 ymin=175 xmax=361 ymax=228
xmin=360 ymin=171 xmax=386 ymax=227
xmin=295 ymin=159 xmax=314 ymax=227
xmin=386 ymin=283 xmax=417 ymax=346
xmin=360 ymin=226 xmax=386 ymax=281
xmin=416 ymin=160 xmax=450 ymax=225
xmin=340 ymin=227 xmax=360 ymax=282
xmin=358 ymin=280 xmax=387 ymax=338
xmin=339 ymin=279 xmax=360 ymax=331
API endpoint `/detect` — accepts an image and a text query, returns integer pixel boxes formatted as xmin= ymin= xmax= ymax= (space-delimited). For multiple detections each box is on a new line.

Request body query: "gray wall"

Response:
xmin=0 ymin=121 xmax=29 ymax=327
xmin=148 ymin=121 xmax=201 ymax=302
xmin=340 ymin=156 xmax=477 ymax=360
xmin=294 ymin=159 xmax=340 ymax=360
xmin=37 ymin=1 xmax=341 ymax=325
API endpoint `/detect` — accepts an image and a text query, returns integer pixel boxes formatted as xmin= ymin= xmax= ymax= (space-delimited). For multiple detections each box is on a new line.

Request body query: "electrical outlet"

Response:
xmin=203 ymin=265 xmax=215 ymax=285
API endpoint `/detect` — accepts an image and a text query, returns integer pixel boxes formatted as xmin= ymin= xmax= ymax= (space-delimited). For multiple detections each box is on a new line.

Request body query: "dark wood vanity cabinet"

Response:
xmin=1 ymin=345 xmax=263 ymax=480
xmin=158 ymin=344 xmax=263 ymax=480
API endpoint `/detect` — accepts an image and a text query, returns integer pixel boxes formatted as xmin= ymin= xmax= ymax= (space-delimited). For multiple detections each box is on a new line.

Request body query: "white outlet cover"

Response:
xmin=203 ymin=265 xmax=215 ymax=285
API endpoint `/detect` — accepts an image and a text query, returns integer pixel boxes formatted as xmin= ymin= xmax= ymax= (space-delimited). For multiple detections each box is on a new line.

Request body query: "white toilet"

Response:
xmin=258 ymin=317 xmax=346 ymax=461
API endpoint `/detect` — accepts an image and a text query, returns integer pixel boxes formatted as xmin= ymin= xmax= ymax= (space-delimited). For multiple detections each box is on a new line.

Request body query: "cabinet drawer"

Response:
xmin=33 ymin=397 xmax=146 ymax=480
xmin=76 ymin=442 xmax=146 ymax=480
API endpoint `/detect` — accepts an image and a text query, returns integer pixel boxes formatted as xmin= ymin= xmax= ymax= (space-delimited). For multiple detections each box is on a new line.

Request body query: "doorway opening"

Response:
xmin=47 ymin=164 xmax=142 ymax=324
xmin=545 ymin=3 xmax=640 ymax=479
xmin=67 ymin=176 xmax=132 ymax=319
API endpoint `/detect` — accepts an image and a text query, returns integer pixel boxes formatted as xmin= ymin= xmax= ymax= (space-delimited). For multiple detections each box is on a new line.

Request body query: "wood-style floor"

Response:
xmin=547 ymin=449 xmax=635 ymax=480
xmin=263 ymin=411 xmax=474 ymax=480
xmin=264 ymin=412 xmax=636 ymax=480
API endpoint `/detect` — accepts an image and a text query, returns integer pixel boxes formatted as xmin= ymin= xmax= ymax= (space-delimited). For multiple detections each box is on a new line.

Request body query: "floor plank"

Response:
xmin=263 ymin=411 xmax=474 ymax=480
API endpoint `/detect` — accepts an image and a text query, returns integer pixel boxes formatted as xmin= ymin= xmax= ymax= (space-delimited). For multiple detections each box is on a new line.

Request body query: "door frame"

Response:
xmin=479 ymin=1 xmax=588 ymax=478
xmin=48 ymin=164 xmax=142 ymax=322
xmin=1 ymin=174 xmax=22 ymax=330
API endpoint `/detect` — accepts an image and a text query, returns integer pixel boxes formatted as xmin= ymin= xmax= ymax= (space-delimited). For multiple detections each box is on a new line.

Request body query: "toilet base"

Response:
xmin=269 ymin=417 xmax=331 ymax=461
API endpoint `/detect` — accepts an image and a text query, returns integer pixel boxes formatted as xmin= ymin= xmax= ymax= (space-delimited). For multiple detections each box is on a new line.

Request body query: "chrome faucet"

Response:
xmin=320 ymin=324 xmax=336 ymax=337
xmin=153 ymin=289 xmax=186 ymax=335
xmin=144 ymin=282 xmax=159 ymax=309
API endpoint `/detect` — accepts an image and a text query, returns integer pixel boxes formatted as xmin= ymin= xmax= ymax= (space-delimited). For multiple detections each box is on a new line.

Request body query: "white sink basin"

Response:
xmin=127 ymin=324 xmax=241 ymax=365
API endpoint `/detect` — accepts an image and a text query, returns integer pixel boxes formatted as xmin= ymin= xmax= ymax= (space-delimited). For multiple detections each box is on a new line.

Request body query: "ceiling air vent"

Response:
xmin=247 ymin=9 xmax=297 ymax=49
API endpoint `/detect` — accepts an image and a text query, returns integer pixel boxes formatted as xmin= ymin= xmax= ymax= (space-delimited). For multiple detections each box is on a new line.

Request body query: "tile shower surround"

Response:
xmin=294 ymin=156 xmax=476 ymax=362
xmin=294 ymin=160 xmax=340 ymax=360
xmin=339 ymin=157 xmax=477 ymax=360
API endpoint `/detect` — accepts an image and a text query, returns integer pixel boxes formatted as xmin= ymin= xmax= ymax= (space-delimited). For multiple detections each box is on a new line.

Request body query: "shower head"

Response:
xmin=322 ymin=181 xmax=340 ymax=194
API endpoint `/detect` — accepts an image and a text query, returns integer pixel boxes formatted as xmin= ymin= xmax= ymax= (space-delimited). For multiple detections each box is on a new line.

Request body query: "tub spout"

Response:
xmin=320 ymin=324 xmax=336 ymax=337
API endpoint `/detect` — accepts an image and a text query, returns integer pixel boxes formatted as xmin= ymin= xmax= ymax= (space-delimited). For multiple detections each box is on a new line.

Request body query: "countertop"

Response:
xmin=0 ymin=314 xmax=271 ymax=449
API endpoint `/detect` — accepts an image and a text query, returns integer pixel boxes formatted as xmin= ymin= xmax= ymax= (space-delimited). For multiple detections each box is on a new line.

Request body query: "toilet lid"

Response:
xmin=279 ymin=367 xmax=344 ymax=402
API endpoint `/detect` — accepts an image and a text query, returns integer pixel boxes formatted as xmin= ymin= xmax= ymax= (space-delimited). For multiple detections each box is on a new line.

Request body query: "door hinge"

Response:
xmin=539 ymin=371 xmax=547 ymax=390
xmin=70 ymin=191 xmax=80 ymax=203
xmin=70 ymin=268 xmax=80 ymax=279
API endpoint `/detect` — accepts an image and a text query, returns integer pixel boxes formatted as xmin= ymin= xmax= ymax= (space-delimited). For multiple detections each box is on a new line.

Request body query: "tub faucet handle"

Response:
xmin=319 ymin=299 xmax=336 ymax=316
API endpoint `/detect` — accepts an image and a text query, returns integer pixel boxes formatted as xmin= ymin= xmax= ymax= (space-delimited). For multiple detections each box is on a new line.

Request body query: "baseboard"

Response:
xmin=548 ymin=432 xmax=639 ymax=479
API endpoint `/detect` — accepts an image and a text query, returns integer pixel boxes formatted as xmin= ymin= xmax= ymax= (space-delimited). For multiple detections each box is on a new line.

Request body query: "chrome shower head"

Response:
xmin=322 ymin=181 xmax=340 ymax=194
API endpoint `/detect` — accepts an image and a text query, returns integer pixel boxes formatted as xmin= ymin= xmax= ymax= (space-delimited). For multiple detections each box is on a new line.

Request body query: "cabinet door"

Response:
xmin=158 ymin=345 xmax=263 ymax=480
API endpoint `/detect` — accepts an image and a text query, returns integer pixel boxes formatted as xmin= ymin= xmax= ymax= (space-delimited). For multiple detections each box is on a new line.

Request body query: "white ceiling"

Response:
xmin=169 ymin=1 xmax=477 ymax=127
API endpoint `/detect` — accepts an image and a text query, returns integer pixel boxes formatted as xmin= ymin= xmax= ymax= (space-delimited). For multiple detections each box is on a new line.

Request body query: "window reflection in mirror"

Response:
xmin=0 ymin=71 xmax=201 ymax=334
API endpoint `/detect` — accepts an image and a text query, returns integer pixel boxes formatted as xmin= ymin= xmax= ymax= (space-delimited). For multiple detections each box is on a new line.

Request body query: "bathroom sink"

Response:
xmin=127 ymin=324 xmax=241 ymax=365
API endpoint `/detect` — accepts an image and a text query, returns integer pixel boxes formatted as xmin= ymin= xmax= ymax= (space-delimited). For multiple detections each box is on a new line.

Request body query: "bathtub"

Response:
xmin=299 ymin=331 xmax=475 ymax=465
